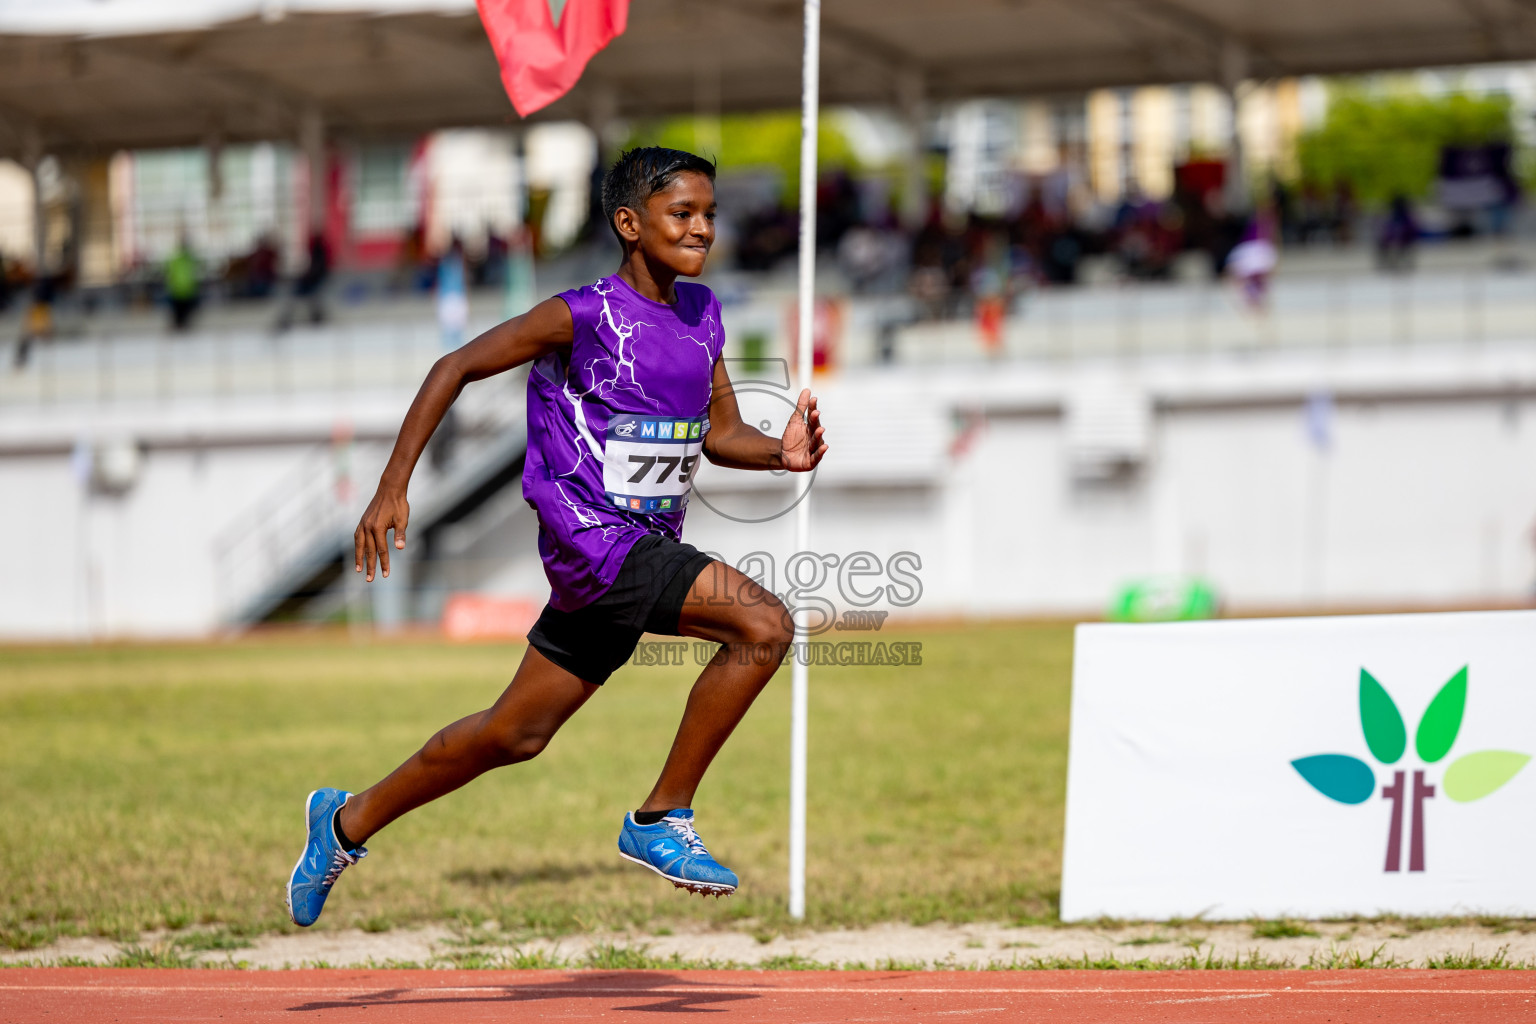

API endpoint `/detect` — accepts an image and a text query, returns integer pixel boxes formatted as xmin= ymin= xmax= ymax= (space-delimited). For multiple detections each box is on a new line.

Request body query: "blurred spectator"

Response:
xmin=428 ymin=235 xmax=470 ymax=472
xmin=1011 ymin=190 xmax=1086 ymax=286
xmin=276 ymin=232 xmax=332 ymax=332
xmin=0 ymin=252 xmax=13 ymax=313
xmin=1227 ymin=205 xmax=1280 ymax=310
xmin=164 ymin=235 xmax=201 ymax=332
xmin=1112 ymin=192 xmax=1183 ymax=281
xmin=1287 ymin=181 xmax=1355 ymax=248
xmin=816 ymin=170 xmax=863 ymax=252
xmin=1205 ymin=200 xmax=1247 ymax=281
xmin=15 ymin=274 xmax=56 ymax=368
xmin=837 ymin=223 xmax=905 ymax=293
xmin=1271 ymin=177 xmax=1297 ymax=245
xmin=391 ymin=222 xmax=438 ymax=294
xmin=479 ymin=224 xmax=509 ymax=289
xmin=225 ymin=233 xmax=280 ymax=300
xmin=436 ymin=235 xmax=469 ymax=352
xmin=735 ymin=205 xmax=797 ymax=272
xmin=909 ymin=201 xmax=977 ymax=319
xmin=1294 ymin=183 xmax=1326 ymax=245
xmin=1377 ymin=195 xmax=1419 ymax=273
xmin=974 ymin=287 xmax=1005 ymax=357
xmin=1332 ymin=183 xmax=1357 ymax=245
xmin=246 ymin=234 xmax=279 ymax=299
xmin=1042 ymin=229 xmax=1084 ymax=285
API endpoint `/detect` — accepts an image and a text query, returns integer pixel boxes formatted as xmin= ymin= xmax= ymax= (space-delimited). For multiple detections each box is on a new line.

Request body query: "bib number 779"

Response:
xmin=627 ymin=454 xmax=699 ymax=485
xmin=603 ymin=415 xmax=707 ymax=514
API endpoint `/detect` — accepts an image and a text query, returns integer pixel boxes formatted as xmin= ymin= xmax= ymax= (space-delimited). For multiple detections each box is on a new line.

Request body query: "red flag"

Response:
xmin=476 ymin=0 xmax=630 ymax=118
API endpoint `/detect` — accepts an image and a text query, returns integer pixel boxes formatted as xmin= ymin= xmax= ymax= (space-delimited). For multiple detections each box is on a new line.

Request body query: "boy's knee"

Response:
xmin=741 ymin=596 xmax=794 ymax=649
xmin=481 ymin=726 xmax=550 ymax=767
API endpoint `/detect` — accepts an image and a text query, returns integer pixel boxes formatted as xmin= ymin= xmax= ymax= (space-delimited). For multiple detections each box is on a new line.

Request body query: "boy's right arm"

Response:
xmin=354 ymin=296 xmax=573 ymax=581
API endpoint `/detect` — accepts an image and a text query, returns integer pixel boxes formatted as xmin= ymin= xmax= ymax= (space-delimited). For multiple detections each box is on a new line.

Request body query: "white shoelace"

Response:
xmin=662 ymin=815 xmax=710 ymax=857
xmin=322 ymin=848 xmax=356 ymax=887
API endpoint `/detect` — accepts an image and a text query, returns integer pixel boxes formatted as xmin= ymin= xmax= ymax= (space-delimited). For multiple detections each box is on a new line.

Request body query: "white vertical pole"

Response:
xmin=789 ymin=0 xmax=821 ymax=923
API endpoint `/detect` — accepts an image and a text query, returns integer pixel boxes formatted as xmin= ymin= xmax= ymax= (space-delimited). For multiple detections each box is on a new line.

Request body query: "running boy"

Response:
xmin=287 ymin=148 xmax=828 ymax=926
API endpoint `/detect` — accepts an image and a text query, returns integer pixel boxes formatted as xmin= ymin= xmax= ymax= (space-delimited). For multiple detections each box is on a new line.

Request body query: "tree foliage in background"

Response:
xmin=1295 ymin=88 xmax=1515 ymax=206
xmin=623 ymin=113 xmax=862 ymax=203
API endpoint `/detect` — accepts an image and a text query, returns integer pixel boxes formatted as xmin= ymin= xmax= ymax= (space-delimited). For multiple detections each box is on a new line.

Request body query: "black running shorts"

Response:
xmin=526 ymin=535 xmax=715 ymax=685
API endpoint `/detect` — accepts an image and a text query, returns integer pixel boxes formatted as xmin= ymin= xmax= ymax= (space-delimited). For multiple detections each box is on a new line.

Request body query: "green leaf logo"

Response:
xmin=1415 ymin=667 xmax=1466 ymax=763
xmin=1291 ymin=754 xmax=1375 ymax=804
xmin=1292 ymin=664 xmax=1528 ymax=873
xmin=1444 ymin=751 xmax=1531 ymax=802
xmin=1359 ymin=669 xmax=1406 ymax=763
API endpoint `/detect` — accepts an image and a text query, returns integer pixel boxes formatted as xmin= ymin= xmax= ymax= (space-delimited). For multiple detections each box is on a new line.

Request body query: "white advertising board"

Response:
xmin=1061 ymin=611 xmax=1536 ymax=921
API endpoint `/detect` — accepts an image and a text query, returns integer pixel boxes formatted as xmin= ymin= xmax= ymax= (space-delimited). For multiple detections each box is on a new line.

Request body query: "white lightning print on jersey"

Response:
xmin=550 ymin=278 xmax=685 ymax=537
xmin=556 ymin=381 xmax=602 ymax=484
xmin=553 ymin=278 xmax=660 ymax=488
xmin=674 ymin=308 xmax=718 ymax=450
xmin=552 ymin=480 xmax=626 ymax=541
xmin=588 ymin=278 xmax=662 ymax=407
xmin=680 ymin=308 xmax=719 ymax=374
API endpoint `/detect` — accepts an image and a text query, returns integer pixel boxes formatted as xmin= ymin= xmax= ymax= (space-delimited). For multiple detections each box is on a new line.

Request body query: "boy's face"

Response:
xmin=622 ymin=171 xmax=716 ymax=277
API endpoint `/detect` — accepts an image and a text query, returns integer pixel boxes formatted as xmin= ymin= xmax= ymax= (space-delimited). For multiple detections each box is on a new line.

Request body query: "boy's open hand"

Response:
xmin=355 ymin=487 xmax=410 ymax=582
xmin=780 ymin=389 xmax=828 ymax=472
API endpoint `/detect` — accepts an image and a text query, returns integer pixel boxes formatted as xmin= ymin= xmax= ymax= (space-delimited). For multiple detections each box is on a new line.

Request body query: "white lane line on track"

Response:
xmin=1150 ymin=993 xmax=1274 ymax=1005
xmin=791 ymin=1012 xmax=1008 ymax=1024
xmin=2 ymin=985 xmax=1532 ymax=996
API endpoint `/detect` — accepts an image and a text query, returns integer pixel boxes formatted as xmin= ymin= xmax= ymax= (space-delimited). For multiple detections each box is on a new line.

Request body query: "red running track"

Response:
xmin=3 ymin=968 xmax=1534 ymax=1023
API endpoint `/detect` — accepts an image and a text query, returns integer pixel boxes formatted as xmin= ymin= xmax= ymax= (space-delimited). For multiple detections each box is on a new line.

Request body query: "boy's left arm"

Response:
xmin=702 ymin=359 xmax=828 ymax=472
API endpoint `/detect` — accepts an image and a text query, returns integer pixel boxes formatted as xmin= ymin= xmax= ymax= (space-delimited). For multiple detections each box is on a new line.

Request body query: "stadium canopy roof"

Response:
xmin=3 ymin=0 xmax=1536 ymax=157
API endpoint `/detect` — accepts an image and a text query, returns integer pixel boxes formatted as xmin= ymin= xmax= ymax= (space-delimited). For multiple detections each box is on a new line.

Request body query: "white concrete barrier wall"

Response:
xmin=2 ymin=347 xmax=1535 ymax=637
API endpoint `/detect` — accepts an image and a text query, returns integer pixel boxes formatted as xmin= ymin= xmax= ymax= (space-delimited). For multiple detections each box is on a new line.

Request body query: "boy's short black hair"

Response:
xmin=601 ymin=147 xmax=717 ymax=243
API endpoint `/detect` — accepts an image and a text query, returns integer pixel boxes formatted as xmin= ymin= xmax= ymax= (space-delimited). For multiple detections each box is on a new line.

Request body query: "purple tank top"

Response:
xmin=522 ymin=274 xmax=724 ymax=610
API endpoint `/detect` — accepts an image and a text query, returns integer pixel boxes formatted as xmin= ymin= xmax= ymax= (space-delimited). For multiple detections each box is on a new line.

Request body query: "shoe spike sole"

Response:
xmin=620 ymin=851 xmax=735 ymax=898
xmin=672 ymin=880 xmax=734 ymax=898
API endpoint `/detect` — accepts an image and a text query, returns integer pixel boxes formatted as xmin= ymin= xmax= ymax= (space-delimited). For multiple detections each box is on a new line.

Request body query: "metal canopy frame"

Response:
xmin=3 ymin=0 xmax=1536 ymax=157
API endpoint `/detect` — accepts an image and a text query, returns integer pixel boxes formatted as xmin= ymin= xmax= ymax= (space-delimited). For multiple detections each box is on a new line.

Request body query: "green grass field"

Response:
xmin=0 ymin=622 xmax=1072 ymax=951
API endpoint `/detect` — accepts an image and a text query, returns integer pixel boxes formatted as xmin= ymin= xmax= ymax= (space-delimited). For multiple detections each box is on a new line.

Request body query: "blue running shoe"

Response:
xmin=618 ymin=809 xmax=737 ymax=897
xmin=286 ymin=788 xmax=366 ymax=927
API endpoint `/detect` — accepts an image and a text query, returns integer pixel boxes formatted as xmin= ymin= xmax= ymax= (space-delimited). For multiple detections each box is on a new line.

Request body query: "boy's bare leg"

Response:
xmin=338 ymin=647 xmax=598 ymax=844
xmin=638 ymin=562 xmax=793 ymax=813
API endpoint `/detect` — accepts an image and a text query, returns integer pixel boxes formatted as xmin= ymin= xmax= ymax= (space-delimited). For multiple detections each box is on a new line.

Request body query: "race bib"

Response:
xmin=603 ymin=415 xmax=705 ymax=515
